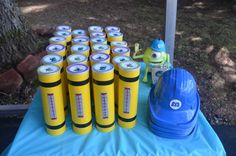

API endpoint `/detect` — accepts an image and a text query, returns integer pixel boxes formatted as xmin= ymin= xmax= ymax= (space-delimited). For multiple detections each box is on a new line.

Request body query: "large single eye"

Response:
xmin=152 ymin=52 xmax=161 ymax=58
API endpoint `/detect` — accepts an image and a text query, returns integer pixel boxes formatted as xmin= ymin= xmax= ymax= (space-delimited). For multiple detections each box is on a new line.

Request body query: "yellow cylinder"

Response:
xmin=90 ymin=37 xmax=107 ymax=46
xmin=110 ymin=41 xmax=128 ymax=49
xmin=90 ymin=53 xmax=110 ymax=66
xmin=49 ymin=36 xmax=67 ymax=47
xmin=88 ymin=26 xmax=103 ymax=34
xmin=67 ymin=54 xmax=88 ymax=66
xmin=71 ymin=44 xmax=90 ymax=57
xmin=112 ymin=56 xmax=132 ymax=108
xmin=91 ymin=44 xmax=110 ymax=55
xmin=54 ymin=31 xmax=72 ymax=51
xmin=56 ymin=25 xmax=72 ymax=32
xmin=46 ymin=44 xmax=67 ymax=69
xmin=41 ymin=54 xmax=69 ymax=115
xmin=37 ymin=64 xmax=66 ymax=136
xmin=105 ymin=26 xmax=120 ymax=34
xmin=46 ymin=44 xmax=69 ymax=115
xmin=107 ymin=32 xmax=123 ymax=42
xmin=118 ymin=61 xmax=140 ymax=129
xmin=72 ymin=29 xmax=87 ymax=38
xmin=67 ymin=64 xmax=92 ymax=134
xmin=72 ymin=36 xmax=90 ymax=46
xmin=89 ymin=53 xmax=110 ymax=105
xmin=92 ymin=63 xmax=115 ymax=132
xmin=112 ymin=47 xmax=130 ymax=58
xmin=90 ymin=32 xmax=106 ymax=38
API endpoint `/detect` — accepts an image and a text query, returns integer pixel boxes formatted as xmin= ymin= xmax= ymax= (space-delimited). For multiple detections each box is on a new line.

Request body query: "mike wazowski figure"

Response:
xmin=133 ymin=39 xmax=171 ymax=84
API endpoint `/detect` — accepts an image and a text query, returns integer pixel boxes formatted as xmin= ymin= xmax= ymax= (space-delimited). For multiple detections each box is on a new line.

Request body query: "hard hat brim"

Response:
xmin=148 ymin=86 xmax=200 ymax=129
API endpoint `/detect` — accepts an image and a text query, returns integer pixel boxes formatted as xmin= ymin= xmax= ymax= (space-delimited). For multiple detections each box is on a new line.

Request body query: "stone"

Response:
xmin=32 ymin=25 xmax=55 ymax=36
xmin=16 ymin=55 xmax=40 ymax=81
xmin=0 ymin=68 xmax=23 ymax=93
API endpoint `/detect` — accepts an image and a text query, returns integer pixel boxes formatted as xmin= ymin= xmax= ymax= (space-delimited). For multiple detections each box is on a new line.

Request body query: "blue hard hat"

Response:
xmin=149 ymin=120 xmax=197 ymax=139
xmin=148 ymin=68 xmax=200 ymax=139
xmin=150 ymin=39 xmax=166 ymax=52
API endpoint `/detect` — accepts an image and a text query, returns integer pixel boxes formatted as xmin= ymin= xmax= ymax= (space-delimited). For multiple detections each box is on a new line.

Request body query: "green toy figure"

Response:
xmin=133 ymin=39 xmax=171 ymax=83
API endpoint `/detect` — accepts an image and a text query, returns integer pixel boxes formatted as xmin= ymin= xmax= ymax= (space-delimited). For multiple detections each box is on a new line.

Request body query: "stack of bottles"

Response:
xmin=37 ymin=25 xmax=140 ymax=136
xmin=148 ymin=68 xmax=200 ymax=139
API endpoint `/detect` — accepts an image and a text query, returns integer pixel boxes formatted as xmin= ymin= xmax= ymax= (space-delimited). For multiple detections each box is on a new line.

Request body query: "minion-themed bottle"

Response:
xmin=49 ymin=36 xmax=67 ymax=47
xmin=105 ymin=26 xmax=120 ymax=34
xmin=67 ymin=53 xmax=88 ymax=66
xmin=54 ymin=31 xmax=72 ymax=51
xmin=89 ymin=53 xmax=110 ymax=66
xmin=107 ymin=32 xmax=123 ymax=42
xmin=91 ymin=44 xmax=110 ymax=55
xmin=41 ymin=54 xmax=68 ymax=115
xmin=72 ymin=36 xmax=90 ymax=46
xmin=112 ymin=47 xmax=130 ymax=58
xmin=92 ymin=63 xmax=115 ymax=132
xmin=88 ymin=26 xmax=103 ymax=34
xmin=90 ymin=37 xmax=107 ymax=46
xmin=118 ymin=61 xmax=140 ymax=129
xmin=72 ymin=29 xmax=87 ymax=38
xmin=71 ymin=44 xmax=90 ymax=57
xmin=112 ymin=56 xmax=132 ymax=108
xmin=90 ymin=32 xmax=106 ymax=38
xmin=37 ymin=64 xmax=66 ymax=136
xmin=110 ymin=41 xmax=128 ymax=49
xmin=67 ymin=64 xmax=92 ymax=134
xmin=56 ymin=25 xmax=72 ymax=32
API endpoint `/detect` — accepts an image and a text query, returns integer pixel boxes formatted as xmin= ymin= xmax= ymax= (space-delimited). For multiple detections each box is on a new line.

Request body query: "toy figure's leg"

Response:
xmin=143 ymin=65 xmax=149 ymax=82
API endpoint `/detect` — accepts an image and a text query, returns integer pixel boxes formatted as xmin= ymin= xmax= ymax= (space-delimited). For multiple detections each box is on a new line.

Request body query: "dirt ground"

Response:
xmin=2 ymin=0 xmax=235 ymax=125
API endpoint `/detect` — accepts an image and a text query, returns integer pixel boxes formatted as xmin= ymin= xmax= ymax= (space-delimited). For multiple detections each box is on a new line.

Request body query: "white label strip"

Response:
xmin=101 ymin=93 xmax=109 ymax=119
xmin=123 ymin=88 xmax=131 ymax=114
xmin=47 ymin=93 xmax=57 ymax=120
xmin=75 ymin=93 xmax=84 ymax=118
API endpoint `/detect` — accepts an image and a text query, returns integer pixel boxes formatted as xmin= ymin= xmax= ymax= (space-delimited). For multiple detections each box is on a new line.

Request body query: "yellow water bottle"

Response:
xmin=112 ymin=56 xmax=132 ymax=108
xmin=56 ymin=25 xmax=72 ymax=32
xmin=72 ymin=29 xmax=87 ymax=38
xmin=90 ymin=53 xmax=110 ymax=66
xmin=67 ymin=64 xmax=92 ymax=134
xmin=118 ymin=61 xmax=140 ymax=129
xmin=105 ymin=26 xmax=120 ymax=34
xmin=90 ymin=32 xmax=106 ymax=38
xmin=71 ymin=44 xmax=90 ymax=57
xmin=37 ymin=64 xmax=66 ymax=136
xmin=91 ymin=44 xmax=110 ymax=55
xmin=112 ymin=47 xmax=130 ymax=58
xmin=90 ymin=37 xmax=107 ymax=46
xmin=88 ymin=26 xmax=103 ymax=34
xmin=92 ymin=63 xmax=115 ymax=132
xmin=67 ymin=54 xmax=88 ymax=66
xmin=107 ymin=32 xmax=123 ymax=42
xmin=41 ymin=54 xmax=69 ymax=115
xmin=49 ymin=36 xmax=67 ymax=47
xmin=72 ymin=36 xmax=90 ymax=46
xmin=54 ymin=31 xmax=72 ymax=51
xmin=110 ymin=41 xmax=127 ymax=49
xmin=46 ymin=44 xmax=67 ymax=64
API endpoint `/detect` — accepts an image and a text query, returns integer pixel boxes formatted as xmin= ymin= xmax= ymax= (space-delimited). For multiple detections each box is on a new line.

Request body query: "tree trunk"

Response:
xmin=0 ymin=0 xmax=37 ymax=71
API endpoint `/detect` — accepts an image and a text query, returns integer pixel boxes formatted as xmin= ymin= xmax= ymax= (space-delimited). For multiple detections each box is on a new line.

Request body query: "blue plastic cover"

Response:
xmin=1 ymin=63 xmax=226 ymax=156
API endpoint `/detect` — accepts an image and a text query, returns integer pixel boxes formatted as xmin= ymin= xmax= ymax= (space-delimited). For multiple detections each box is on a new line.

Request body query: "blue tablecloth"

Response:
xmin=2 ymin=63 xmax=226 ymax=156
